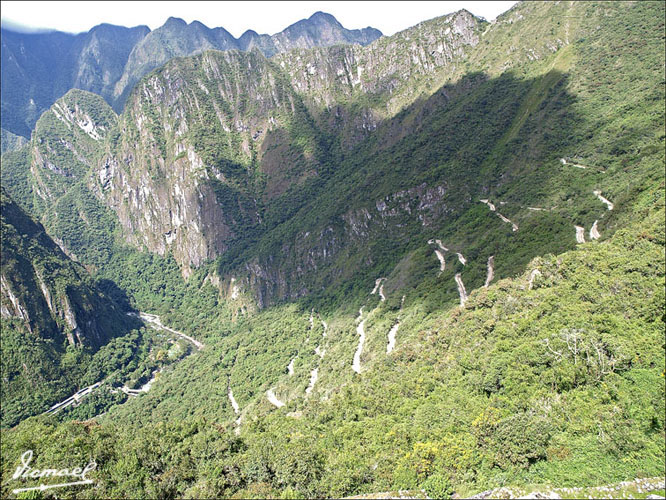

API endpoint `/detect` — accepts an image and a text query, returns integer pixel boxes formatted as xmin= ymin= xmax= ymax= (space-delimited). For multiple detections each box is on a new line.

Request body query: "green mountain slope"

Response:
xmin=1 ymin=176 xmax=662 ymax=498
xmin=0 ymin=188 xmax=140 ymax=427
xmin=0 ymin=128 xmax=27 ymax=154
xmin=0 ymin=1 xmax=663 ymax=498
xmin=1 ymin=89 xmax=122 ymax=269
xmin=1 ymin=10 xmax=482 ymax=284
xmin=207 ymin=0 xmax=663 ymax=312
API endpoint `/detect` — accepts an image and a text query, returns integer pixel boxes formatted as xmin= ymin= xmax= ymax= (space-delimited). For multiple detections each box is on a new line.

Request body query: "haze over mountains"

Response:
xmin=0 ymin=2 xmax=664 ymax=499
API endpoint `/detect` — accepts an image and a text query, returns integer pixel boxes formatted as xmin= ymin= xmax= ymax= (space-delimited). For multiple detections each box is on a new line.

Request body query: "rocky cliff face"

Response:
xmin=99 ymin=49 xmax=326 ymax=273
xmin=1 ymin=9 xmax=484 ymax=292
xmin=0 ymin=89 xmax=124 ymax=268
xmin=0 ymin=11 xmax=383 ymax=141
xmin=3 ymin=4 xmax=592 ymax=308
xmin=275 ymin=9 xmax=482 ymax=147
xmin=277 ymin=10 xmax=480 ymax=107
xmin=94 ymin=10 xmax=481 ymax=274
xmin=29 ymin=89 xmax=116 ymax=205
xmin=239 ymin=182 xmax=451 ymax=307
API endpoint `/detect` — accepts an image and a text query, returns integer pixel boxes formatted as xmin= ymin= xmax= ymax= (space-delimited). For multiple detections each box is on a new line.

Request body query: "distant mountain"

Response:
xmin=0 ymin=24 xmax=149 ymax=138
xmin=109 ymin=12 xmax=382 ymax=111
xmin=239 ymin=11 xmax=382 ymax=55
xmin=0 ymin=12 xmax=382 ymax=139
xmin=3 ymin=10 xmax=478 ymax=282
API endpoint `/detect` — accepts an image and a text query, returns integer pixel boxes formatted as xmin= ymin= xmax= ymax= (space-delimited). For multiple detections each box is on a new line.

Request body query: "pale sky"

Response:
xmin=1 ymin=1 xmax=517 ymax=37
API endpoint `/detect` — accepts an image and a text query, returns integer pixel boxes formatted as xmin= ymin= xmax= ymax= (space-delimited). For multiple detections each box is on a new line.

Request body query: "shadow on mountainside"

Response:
xmin=219 ymin=68 xmax=587 ymax=317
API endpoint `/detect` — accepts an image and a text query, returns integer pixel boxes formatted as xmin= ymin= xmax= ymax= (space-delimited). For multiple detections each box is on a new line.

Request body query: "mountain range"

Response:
xmin=1 ymin=12 xmax=381 ymax=140
xmin=0 ymin=2 xmax=664 ymax=499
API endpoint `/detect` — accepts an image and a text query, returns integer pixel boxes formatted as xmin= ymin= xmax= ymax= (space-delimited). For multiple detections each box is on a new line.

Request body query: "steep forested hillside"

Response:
xmin=0 ymin=188 xmax=141 ymax=427
xmin=0 ymin=1 xmax=663 ymax=498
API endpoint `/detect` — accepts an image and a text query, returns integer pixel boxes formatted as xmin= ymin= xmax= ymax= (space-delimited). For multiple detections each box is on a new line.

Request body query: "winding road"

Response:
xmin=560 ymin=157 xmax=606 ymax=173
xmin=481 ymin=199 xmax=519 ymax=232
xmin=266 ymin=388 xmax=285 ymax=408
xmin=352 ymin=307 xmax=366 ymax=374
xmin=484 ymin=255 xmax=495 ymax=288
xmin=593 ymin=190 xmax=614 ymax=210
xmin=46 ymin=382 xmax=102 ymax=415
xmin=371 ymin=278 xmax=387 ymax=301
xmin=497 ymin=213 xmax=519 ymax=232
xmin=228 ymin=386 xmax=240 ymax=414
xmin=454 ymin=273 xmax=468 ymax=307
xmin=133 ymin=312 xmax=204 ymax=350
xmin=428 ymin=239 xmax=448 ymax=272
xmin=589 ymin=220 xmax=601 ymax=240
xmin=434 ymin=249 xmax=446 ymax=272
xmin=371 ymin=278 xmax=382 ymax=295
xmin=480 ymin=199 xmax=496 ymax=211
xmin=386 ymin=322 xmax=400 ymax=354
xmin=428 ymin=239 xmax=449 ymax=252
xmin=528 ymin=269 xmax=542 ymax=290
xmin=45 ymin=312 xmax=203 ymax=415
xmin=305 ymin=368 xmax=319 ymax=395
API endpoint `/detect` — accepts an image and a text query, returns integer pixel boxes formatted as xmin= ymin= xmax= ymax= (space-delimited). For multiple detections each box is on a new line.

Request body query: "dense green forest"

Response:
xmin=0 ymin=1 xmax=664 ymax=498
xmin=1 ymin=184 xmax=663 ymax=498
